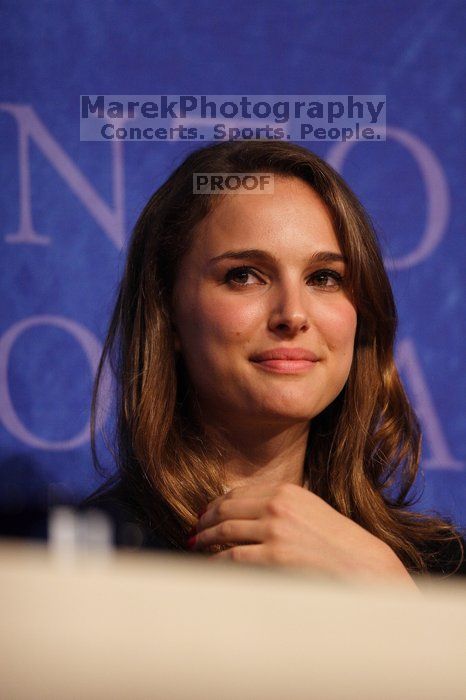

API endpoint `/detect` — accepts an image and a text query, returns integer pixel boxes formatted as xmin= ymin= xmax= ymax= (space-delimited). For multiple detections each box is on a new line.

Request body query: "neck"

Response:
xmin=202 ymin=416 xmax=311 ymax=492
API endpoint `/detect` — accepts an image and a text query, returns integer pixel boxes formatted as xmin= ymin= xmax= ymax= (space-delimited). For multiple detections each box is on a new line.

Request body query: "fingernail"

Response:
xmin=186 ymin=535 xmax=197 ymax=550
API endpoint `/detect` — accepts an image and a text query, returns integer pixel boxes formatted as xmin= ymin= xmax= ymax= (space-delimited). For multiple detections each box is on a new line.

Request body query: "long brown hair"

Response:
xmin=90 ymin=140 xmax=464 ymax=574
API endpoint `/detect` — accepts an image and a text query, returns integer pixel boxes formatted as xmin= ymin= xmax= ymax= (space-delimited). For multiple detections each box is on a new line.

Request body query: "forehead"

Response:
xmin=192 ymin=176 xmax=340 ymax=261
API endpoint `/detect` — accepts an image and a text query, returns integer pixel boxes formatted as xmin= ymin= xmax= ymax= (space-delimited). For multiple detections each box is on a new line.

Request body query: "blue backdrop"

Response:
xmin=1 ymin=0 xmax=465 ymax=531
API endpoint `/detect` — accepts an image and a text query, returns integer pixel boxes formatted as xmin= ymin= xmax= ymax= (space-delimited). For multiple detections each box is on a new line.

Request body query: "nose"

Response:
xmin=267 ymin=278 xmax=310 ymax=336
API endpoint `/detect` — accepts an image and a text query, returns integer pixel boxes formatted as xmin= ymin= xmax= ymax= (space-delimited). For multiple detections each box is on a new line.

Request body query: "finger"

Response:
xmin=204 ymin=481 xmax=287 ymax=515
xmin=210 ymin=544 xmax=265 ymax=563
xmin=197 ymin=496 xmax=268 ymax=534
xmin=193 ymin=519 xmax=267 ymax=551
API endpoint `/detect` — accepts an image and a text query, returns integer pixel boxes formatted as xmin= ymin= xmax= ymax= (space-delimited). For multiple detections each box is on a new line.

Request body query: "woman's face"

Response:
xmin=171 ymin=176 xmax=357 ymax=430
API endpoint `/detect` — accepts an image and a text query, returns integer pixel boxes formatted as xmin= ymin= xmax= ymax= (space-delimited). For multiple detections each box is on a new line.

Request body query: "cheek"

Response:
xmin=189 ymin=295 xmax=261 ymax=346
xmin=316 ymin=299 xmax=357 ymax=353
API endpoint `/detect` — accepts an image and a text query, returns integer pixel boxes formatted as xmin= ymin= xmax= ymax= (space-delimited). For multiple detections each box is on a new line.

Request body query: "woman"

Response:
xmin=83 ymin=140 xmax=465 ymax=585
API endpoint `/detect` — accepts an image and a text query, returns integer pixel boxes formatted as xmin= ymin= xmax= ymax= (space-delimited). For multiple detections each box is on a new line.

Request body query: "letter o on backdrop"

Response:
xmin=0 ymin=315 xmax=109 ymax=450
xmin=326 ymin=126 xmax=450 ymax=270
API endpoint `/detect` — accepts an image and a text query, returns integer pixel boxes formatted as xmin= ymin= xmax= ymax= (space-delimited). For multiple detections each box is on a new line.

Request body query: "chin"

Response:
xmin=254 ymin=402 xmax=317 ymax=422
xmin=263 ymin=388 xmax=323 ymax=411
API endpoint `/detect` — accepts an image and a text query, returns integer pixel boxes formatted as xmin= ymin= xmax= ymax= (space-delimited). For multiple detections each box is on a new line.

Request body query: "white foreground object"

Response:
xmin=47 ymin=506 xmax=113 ymax=559
xmin=0 ymin=540 xmax=465 ymax=700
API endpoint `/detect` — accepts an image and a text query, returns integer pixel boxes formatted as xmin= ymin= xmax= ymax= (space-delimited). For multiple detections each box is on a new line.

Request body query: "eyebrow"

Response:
xmin=208 ymin=249 xmax=347 ymax=266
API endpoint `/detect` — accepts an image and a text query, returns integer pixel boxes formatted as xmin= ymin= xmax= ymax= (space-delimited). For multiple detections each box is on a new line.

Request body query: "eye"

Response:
xmin=224 ymin=266 xmax=264 ymax=286
xmin=223 ymin=266 xmax=344 ymax=289
xmin=308 ymin=269 xmax=343 ymax=289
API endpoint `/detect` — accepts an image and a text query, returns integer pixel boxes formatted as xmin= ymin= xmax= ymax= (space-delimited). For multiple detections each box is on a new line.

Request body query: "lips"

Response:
xmin=250 ymin=347 xmax=319 ymax=362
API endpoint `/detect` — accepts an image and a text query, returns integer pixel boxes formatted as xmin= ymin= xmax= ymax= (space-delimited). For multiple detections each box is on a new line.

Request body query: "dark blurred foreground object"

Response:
xmin=1 ymin=539 xmax=466 ymax=700
xmin=0 ymin=479 xmax=171 ymax=552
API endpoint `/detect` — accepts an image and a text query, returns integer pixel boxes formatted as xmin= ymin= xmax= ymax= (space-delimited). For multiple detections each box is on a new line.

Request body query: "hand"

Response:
xmin=191 ymin=482 xmax=419 ymax=590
